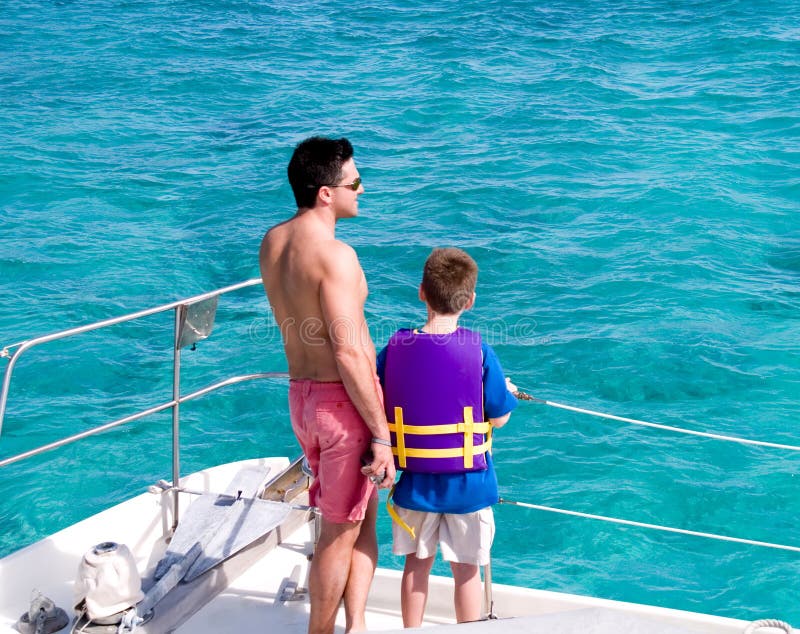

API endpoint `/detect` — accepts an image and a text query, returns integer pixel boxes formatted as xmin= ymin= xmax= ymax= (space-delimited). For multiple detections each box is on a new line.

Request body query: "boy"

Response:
xmin=374 ymin=247 xmax=517 ymax=626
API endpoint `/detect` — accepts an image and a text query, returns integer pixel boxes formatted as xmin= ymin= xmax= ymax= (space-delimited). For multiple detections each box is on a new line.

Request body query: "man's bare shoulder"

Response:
xmin=259 ymin=218 xmax=292 ymax=256
xmin=258 ymin=227 xmax=279 ymax=271
xmin=318 ymin=239 xmax=361 ymax=275
xmin=261 ymin=214 xmax=347 ymax=253
xmin=260 ymin=217 xmax=318 ymax=269
xmin=321 ymin=238 xmax=358 ymax=261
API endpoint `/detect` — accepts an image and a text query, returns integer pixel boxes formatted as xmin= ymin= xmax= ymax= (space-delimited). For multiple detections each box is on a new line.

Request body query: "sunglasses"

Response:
xmin=326 ymin=176 xmax=362 ymax=191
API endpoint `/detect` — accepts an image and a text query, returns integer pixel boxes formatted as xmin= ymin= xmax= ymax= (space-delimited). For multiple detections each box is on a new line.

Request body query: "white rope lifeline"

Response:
xmin=517 ymin=390 xmax=800 ymax=453
xmin=499 ymin=498 xmax=800 ymax=554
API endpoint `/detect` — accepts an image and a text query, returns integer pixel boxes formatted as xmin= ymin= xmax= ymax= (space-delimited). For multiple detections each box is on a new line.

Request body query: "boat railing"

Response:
xmin=2 ymin=279 xmax=798 ymax=558
xmin=502 ymin=392 xmax=800 ymax=555
xmin=0 ymin=278 xmax=286 ymax=527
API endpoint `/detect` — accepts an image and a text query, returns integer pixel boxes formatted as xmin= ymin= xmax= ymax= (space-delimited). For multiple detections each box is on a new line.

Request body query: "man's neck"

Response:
xmin=420 ymin=312 xmax=461 ymax=334
xmin=294 ymin=205 xmax=337 ymax=233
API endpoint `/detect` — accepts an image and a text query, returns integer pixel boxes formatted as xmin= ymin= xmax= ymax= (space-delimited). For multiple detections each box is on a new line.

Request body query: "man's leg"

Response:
xmin=401 ymin=553 xmax=435 ymax=627
xmin=450 ymin=562 xmax=481 ymax=623
xmin=308 ymin=517 xmax=363 ymax=634
xmin=342 ymin=496 xmax=378 ymax=632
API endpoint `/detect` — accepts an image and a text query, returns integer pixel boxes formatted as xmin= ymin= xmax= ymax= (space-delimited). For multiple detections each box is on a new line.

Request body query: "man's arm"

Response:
xmin=319 ymin=242 xmax=395 ymax=487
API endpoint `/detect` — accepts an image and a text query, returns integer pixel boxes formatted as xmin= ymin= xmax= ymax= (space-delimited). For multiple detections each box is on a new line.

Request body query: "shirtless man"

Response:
xmin=259 ymin=136 xmax=396 ymax=634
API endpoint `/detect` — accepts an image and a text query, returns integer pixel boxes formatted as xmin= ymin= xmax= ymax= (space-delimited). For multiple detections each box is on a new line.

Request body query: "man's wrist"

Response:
xmin=371 ymin=437 xmax=392 ymax=447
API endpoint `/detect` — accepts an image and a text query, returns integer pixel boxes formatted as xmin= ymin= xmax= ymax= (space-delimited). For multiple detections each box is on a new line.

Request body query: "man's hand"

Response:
xmin=505 ymin=376 xmax=517 ymax=394
xmin=360 ymin=442 xmax=396 ymax=489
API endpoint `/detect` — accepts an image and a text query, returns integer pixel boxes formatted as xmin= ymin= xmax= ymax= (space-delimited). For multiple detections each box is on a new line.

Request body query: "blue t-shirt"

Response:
xmin=376 ymin=333 xmax=517 ymax=514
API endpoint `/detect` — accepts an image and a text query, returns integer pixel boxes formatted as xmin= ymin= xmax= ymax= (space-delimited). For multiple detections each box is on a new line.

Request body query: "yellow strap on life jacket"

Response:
xmin=394 ymin=407 xmax=407 ymax=468
xmin=463 ymin=406 xmax=474 ymax=468
xmin=387 ymin=422 xmax=492 ymax=435
xmin=386 ymin=485 xmax=416 ymax=539
xmin=390 ymin=406 xmax=491 ymax=466
xmin=389 ymin=438 xmax=492 ymax=459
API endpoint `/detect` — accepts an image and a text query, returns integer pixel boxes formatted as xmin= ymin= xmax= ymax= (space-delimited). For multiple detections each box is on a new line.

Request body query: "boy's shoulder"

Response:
xmin=384 ymin=327 xmax=488 ymax=360
xmin=387 ymin=327 xmax=414 ymax=341
xmin=387 ymin=326 xmax=482 ymax=339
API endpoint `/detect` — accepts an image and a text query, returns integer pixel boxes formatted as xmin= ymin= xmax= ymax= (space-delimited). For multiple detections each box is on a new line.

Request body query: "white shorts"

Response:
xmin=391 ymin=505 xmax=495 ymax=566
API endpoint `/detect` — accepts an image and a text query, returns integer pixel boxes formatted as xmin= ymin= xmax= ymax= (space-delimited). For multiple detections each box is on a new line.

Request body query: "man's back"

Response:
xmin=260 ymin=212 xmax=370 ymax=381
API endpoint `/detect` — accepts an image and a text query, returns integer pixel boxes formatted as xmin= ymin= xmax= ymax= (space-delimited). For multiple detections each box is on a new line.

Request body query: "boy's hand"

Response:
xmin=505 ymin=377 xmax=517 ymax=394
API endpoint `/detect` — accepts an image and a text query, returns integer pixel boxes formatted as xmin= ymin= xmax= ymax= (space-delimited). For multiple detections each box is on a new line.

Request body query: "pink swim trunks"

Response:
xmin=289 ymin=380 xmax=378 ymax=523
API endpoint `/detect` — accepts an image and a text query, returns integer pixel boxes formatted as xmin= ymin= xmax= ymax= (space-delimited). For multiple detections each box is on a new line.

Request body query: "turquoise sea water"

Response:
xmin=2 ymin=0 xmax=799 ymax=624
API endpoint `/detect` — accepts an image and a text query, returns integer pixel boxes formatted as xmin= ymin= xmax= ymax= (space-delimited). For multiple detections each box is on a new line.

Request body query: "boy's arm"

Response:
xmin=482 ymin=343 xmax=517 ymax=428
xmin=489 ymin=413 xmax=511 ymax=428
xmin=490 ymin=377 xmax=517 ymax=428
xmin=375 ymin=345 xmax=387 ymax=386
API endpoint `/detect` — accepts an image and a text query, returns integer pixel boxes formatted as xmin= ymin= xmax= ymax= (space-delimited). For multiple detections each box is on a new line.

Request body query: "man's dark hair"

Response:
xmin=287 ymin=136 xmax=354 ymax=209
xmin=421 ymin=248 xmax=478 ymax=315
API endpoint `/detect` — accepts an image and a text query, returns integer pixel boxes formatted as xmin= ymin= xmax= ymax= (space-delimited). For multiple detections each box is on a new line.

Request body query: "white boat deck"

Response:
xmin=0 ymin=457 xmax=791 ymax=634
xmin=0 ymin=458 xmax=427 ymax=634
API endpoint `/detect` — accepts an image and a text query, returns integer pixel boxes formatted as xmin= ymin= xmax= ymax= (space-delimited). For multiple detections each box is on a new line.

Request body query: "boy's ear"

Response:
xmin=418 ymin=284 xmax=426 ymax=302
xmin=465 ymin=292 xmax=476 ymax=310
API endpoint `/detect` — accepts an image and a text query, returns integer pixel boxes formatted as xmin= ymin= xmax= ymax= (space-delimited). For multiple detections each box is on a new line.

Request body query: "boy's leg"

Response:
xmin=401 ymin=553 xmax=435 ymax=628
xmin=449 ymin=562 xmax=482 ymax=623
xmin=440 ymin=507 xmax=495 ymax=623
xmin=392 ymin=506 xmax=440 ymax=628
xmin=343 ymin=496 xmax=379 ymax=632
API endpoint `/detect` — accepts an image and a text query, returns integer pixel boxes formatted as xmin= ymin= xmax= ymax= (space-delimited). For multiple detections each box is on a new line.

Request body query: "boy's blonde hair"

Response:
xmin=421 ymin=248 xmax=478 ymax=315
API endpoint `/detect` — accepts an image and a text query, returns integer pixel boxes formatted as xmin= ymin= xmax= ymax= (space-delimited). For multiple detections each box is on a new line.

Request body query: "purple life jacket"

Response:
xmin=383 ymin=328 xmax=490 ymax=474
